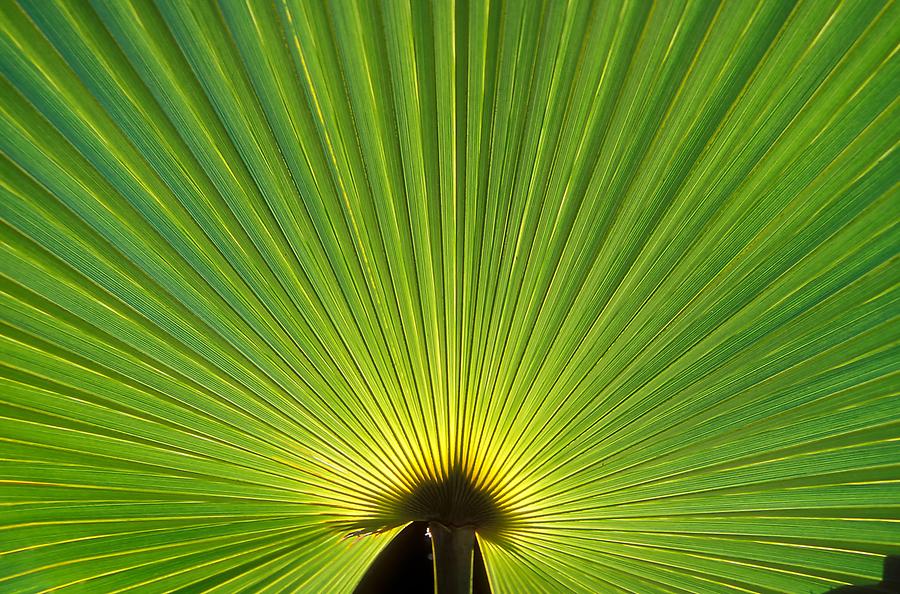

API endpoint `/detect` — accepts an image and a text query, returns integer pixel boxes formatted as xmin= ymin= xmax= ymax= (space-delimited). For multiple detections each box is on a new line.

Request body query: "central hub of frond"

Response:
xmin=343 ymin=464 xmax=517 ymax=538
xmin=396 ymin=467 xmax=506 ymax=529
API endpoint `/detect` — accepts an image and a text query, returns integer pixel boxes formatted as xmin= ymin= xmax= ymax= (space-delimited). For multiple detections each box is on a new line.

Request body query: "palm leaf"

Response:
xmin=1 ymin=0 xmax=898 ymax=592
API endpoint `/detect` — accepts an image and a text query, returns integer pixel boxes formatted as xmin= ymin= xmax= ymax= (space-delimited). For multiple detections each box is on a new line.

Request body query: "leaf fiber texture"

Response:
xmin=1 ymin=0 xmax=898 ymax=592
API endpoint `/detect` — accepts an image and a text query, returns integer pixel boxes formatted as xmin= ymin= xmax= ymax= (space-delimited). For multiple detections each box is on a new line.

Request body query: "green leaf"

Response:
xmin=1 ymin=0 xmax=898 ymax=592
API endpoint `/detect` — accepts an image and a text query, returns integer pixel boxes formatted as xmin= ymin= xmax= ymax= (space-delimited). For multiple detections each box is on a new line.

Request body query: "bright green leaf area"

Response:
xmin=1 ymin=0 xmax=898 ymax=592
